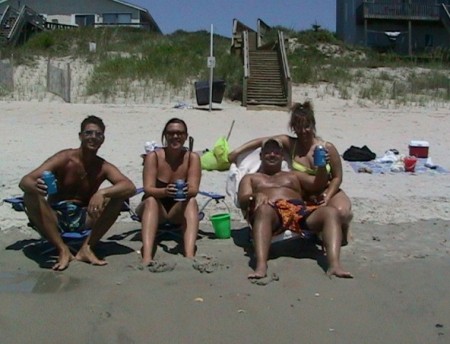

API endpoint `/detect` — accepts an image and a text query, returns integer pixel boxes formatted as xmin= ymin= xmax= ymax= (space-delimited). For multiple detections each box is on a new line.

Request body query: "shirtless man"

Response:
xmin=19 ymin=115 xmax=136 ymax=271
xmin=238 ymin=138 xmax=352 ymax=279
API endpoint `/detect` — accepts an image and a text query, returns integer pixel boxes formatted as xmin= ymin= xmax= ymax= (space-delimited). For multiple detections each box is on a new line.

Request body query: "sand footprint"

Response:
xmin=192 ymin=254 xmax=221 ymax=273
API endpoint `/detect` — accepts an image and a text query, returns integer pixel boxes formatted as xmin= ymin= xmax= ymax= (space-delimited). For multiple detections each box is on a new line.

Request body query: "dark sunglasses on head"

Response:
xmin=82 ymin=130 xmax=104 ymax=139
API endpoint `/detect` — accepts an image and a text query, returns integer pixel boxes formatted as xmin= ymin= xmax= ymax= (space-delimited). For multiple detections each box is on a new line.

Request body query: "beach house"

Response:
xmin=336 ymin=0 xmax=450 ymax=54
xmin=0 ymin=0 xmax=161 ymax=32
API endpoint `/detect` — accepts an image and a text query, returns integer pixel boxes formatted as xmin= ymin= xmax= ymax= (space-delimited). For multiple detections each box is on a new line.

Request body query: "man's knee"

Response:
xmin=23 ymin=192 xmax=51 ymax=214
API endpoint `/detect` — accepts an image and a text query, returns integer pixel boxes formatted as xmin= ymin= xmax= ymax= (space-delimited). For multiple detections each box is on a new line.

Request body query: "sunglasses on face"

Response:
xmin=82 ymin=130 xmax=104 ymax=139
xmin=165 ymin=130 xmax=186 ymax=137
xmin=262 ymin=147 xmax=283 ymax=154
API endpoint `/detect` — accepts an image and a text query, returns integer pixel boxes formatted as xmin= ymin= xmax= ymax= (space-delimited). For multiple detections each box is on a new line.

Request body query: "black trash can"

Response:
xmin=195 ymin=80 xmax=226 ymax=105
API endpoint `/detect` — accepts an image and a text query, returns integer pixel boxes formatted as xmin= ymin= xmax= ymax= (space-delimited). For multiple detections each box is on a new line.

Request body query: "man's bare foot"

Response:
xmin=327 ymin=266 xmax=353 ymax=279
xmin=52 ymin=247 xmax=74 ymax=271
xmin=75 ymin=245 xmax=107 ymax=266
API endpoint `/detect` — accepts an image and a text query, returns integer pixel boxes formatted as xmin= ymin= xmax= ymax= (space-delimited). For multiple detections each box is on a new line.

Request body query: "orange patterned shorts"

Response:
xmin=272 ymin=199 xmax=318 ymax=236
xmin=247 ymin=199 xmax=318 ymax=237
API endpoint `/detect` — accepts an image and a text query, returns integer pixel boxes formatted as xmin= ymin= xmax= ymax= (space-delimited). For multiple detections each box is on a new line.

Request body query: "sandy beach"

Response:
xmin=1 ymin=89 xmax=449 ymax=343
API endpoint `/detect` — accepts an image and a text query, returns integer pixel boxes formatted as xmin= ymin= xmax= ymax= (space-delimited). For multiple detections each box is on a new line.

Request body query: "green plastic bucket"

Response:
xmin=210 ymin=213 xmax=231 ymax=239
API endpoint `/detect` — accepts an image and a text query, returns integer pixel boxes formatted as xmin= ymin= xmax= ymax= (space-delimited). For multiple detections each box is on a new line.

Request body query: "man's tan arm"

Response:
xmin=100 ymin=162 xmax=136 ymax=199
xmin=237 ymin=174 xmax=254 ymax=210
xmin=19 ymin=150 xmax=68 ymax=195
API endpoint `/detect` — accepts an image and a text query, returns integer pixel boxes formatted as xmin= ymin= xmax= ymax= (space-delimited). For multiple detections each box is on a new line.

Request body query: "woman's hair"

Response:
xmin=288 ymin=101 xmax=316 ymax=135
xmin=161 ymin=117 xmax=188 ymax=146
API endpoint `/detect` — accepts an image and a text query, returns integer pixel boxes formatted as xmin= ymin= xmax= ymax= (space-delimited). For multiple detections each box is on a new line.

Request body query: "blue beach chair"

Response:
xmin=2 ymin=196 xmax=92 ymax=254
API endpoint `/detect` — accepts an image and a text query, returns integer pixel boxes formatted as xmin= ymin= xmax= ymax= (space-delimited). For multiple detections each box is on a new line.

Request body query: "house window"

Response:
xmin=103 ymin=13 xmax=132 ymax=24
xmin=75 ymin=15 xmax=95 ymax=27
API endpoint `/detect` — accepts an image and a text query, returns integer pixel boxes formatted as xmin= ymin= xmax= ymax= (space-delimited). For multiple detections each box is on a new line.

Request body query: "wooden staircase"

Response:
xmin=0 ymin=6 xmax=19 ymax=45
xmin=246 ymin=50 xmax=288 ymax=107
xmin=0 ymin=5 xmax=75 ymax=47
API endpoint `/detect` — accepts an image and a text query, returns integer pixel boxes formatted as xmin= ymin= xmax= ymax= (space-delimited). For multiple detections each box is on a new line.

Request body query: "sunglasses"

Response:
xmin=82 ymin=130 xmax=104 ymax=139
xmin=165 ymin=130 xmax=186 ymax=137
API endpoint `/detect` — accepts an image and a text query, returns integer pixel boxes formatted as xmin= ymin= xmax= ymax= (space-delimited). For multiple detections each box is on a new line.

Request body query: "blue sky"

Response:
xmin=131 ymin=0 xmax=336 ymax=37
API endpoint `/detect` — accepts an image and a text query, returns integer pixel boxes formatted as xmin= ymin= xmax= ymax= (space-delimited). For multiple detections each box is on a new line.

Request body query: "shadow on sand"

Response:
xmin=231 ymin=225 xmax=328 ymax=273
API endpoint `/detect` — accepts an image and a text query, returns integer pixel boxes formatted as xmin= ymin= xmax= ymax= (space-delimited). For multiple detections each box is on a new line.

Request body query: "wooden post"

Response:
xmin=66 ymin=63 xmax=71 ymax=103
xmin=46 ymin=57 xmax=50 ymax=92
xmin=364 ymin=19 xmax=368 ymax=47
xmin=408 ymin=21 xmax=412 ymax=56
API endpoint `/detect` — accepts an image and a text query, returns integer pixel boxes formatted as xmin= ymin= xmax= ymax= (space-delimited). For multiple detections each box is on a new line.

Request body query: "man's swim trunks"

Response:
xmin=272 ymin=199 xmax=318 ymax=236
xmin=51 ymin=201 xmax=87 ymax=233
xmin=247 ymin=199 xmax=318 ymax=237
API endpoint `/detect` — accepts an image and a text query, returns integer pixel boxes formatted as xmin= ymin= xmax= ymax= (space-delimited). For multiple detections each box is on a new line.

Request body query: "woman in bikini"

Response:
xmin=228 ymin=101 xmax=352 ymax=242
xmin=137 ymin=118 xmax=201 ymax=265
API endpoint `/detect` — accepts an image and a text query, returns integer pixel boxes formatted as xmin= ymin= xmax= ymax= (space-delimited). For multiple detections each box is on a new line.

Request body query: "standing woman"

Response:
xmin=228 ymin=101 xmax=352 ymax=243
xmin=137 ymin=118 xmax=201 ymax=265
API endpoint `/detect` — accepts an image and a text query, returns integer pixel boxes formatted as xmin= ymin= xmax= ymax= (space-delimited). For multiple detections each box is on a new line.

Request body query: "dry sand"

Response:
xmin=0 ymin=89 xmax=449 ymax=343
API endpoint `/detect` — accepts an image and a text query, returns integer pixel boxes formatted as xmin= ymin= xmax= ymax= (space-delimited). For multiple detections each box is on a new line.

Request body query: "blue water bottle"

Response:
xmin=41 ymin=171 xmax=57 ymax=195
xmin=174 ymin=179 xmax=187 ymax=201
xmin=313 ymin=145 xmax=327 ymax=167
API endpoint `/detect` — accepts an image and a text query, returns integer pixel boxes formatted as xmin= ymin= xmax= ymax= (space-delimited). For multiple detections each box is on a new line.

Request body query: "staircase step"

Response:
xmin=244 ymin=46 xmax=289 ymax=108
xmin=249 ymin=74 xmax=281 ymax=78
xmin=247 ymin=100 xmax=288 ymax=106
xmin=248 ymin=84 xmax=284 ymax=88
xmin=248 ymin=91 xmax=284 ymax=95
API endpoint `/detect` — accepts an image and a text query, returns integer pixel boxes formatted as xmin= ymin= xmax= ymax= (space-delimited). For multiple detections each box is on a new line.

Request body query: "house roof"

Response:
xmin=115 ymin=0 xmax=162 ymax=33
xmin=0 ymin=0 xmax=147 ymax=12
xmin=111 ymin=0 xmax=148 ymax=13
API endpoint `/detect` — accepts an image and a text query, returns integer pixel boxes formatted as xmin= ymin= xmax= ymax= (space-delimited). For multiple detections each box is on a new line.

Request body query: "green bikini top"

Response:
xmin=291 ymin=141 xmax=331 ymax=175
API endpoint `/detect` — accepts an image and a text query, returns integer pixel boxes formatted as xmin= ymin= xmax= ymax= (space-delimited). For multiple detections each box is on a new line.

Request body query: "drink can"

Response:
xmin=313 ymin=145 xmax=327 ymax=167
xmin=174 ymin=179 xmax=186 ymax=201
xmin=41 ymin=170 xmax=58 ymax=195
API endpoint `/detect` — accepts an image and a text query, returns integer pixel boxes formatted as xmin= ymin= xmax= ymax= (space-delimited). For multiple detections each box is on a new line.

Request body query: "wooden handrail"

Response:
xmin=243 ymin=30 xmax=250 ymax=79
xmin=256 ymin=18 xmax=271 ymax=48
xmin=7 ymin=5 xmax=27 ymax=40
xmin=278 ymin=30 xmax=291 ymax=107
xmin=440 ymin=4 xmax=450 ymax=33
xmin=0 ymin=5 xmax=11 ymax=27
xmin=363 ymin=2 xmax=439 ymax=19
xmin=242 ymin=30 xmax=250 ymax=106
xmin=278 ymin=31 xmax=291 ymax=81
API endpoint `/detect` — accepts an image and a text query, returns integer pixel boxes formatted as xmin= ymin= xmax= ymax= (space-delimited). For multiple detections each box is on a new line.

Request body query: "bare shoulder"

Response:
xmin=188 ymin=150 xmax=200 ymax=164
xmin=46 ymin=148 xmax=78 ymax=166
xmin=241 ymin=172 xmax=258 ymax=184
xmin=55 ymin=148 xmax=76 ymax=159
xmin=323 ymin=141 xmax=339 ymax=154
xmin=100 ymin=158 xmax=118 ymax=172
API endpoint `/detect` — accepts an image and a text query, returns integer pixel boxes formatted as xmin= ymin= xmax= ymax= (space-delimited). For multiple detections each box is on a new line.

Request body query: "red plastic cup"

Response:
xmin=404 ymin=156 xmax=418 ymax=172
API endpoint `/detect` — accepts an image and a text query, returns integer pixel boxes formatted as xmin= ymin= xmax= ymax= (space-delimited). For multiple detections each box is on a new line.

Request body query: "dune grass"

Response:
xmin=2 ymin=26 xmax=450 ymax=104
